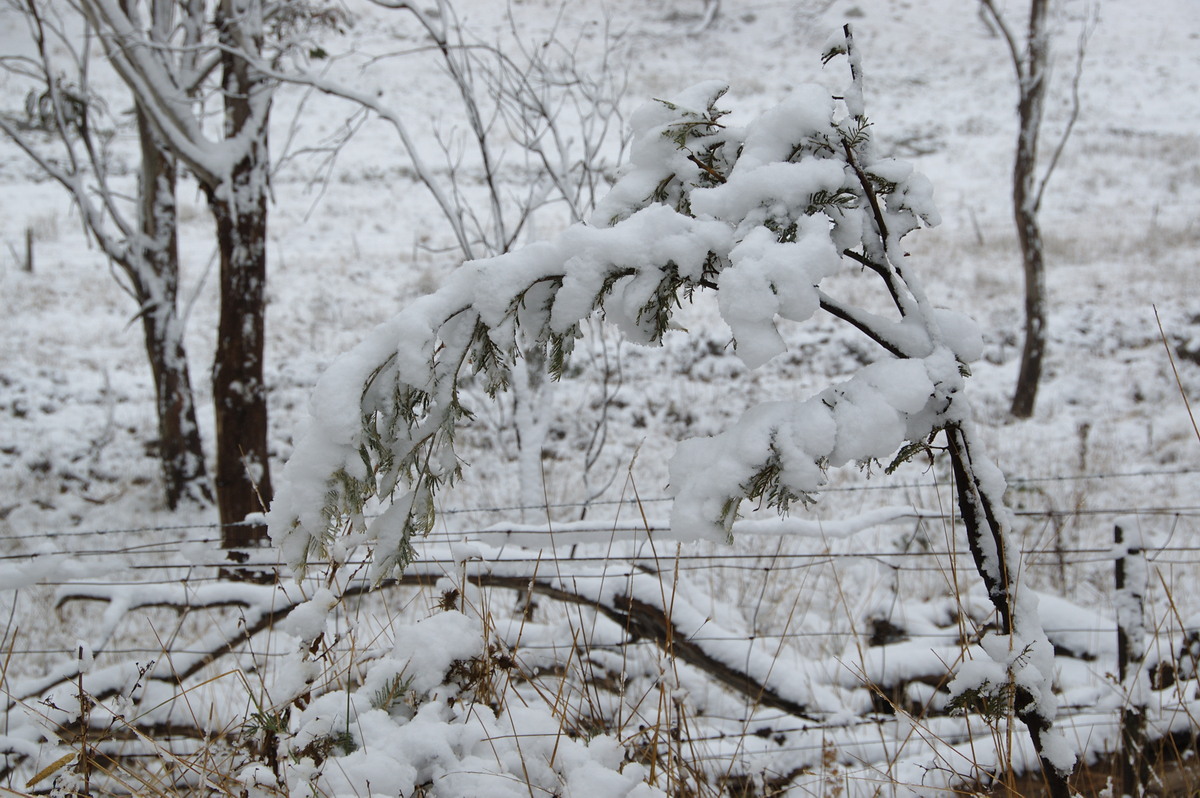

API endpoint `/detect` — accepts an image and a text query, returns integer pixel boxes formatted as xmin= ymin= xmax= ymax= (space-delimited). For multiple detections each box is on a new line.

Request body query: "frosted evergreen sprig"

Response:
xmin=271 ymin=39 xmax=1076 ymax=793
xmin=271 ymin=72 xmax=950 ymax=574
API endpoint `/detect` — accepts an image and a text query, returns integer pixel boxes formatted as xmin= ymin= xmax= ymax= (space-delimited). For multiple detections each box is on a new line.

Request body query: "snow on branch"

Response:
xmin=270 ymin=76 xmax=962 ymax=576
xmin=269 ymin=49 xmax=1081 ymax=787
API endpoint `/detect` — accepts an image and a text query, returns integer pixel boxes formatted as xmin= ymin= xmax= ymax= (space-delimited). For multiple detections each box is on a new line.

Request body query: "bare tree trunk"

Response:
xmin=1008 ymin=0 xmax=1049 ymax=418
xmin=207 ymin=0 xmax=273 ymax=562
xmin=142 ymin=311 xmax=210 ymax=508
xmin=207 ymin=173 xmax=272 ymax=553
xmin=1010 ymin=182 xmax=1046 ymax=418
xmin=2 ymin=0 xmax=213 ymax=511
xmin=946 ymin=422 xmax=1072 ymax=798
xmin=133 ymin=106 xmax=211 ymax=510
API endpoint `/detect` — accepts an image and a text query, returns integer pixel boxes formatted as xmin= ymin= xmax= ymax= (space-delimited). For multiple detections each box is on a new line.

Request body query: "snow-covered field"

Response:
xmin=2 ymin=0 xmax=1200 ymax=795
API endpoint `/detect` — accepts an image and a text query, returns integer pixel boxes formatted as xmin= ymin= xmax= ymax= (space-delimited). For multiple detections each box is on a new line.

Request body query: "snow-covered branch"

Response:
xmin=270 ymin=76 xmax=946 ymax=569
xmin=269 ymin=39 xmax=1079 ymax=790
xmin=73 ymin=0 xmax=226 ymax=185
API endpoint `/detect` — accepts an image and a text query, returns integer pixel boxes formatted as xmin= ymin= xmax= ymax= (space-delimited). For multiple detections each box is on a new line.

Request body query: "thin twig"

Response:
xmin=1034 ymin=2 xmax=1095 ymax=212
xmin=1153 ymin=305 xmax=1200 ymax=446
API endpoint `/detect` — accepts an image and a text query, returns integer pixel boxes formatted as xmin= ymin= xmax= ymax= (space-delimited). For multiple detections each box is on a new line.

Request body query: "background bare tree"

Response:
xmin=74 ymin=0 xmax=276 ymax=559
xmin=980 ymin=0 xmax=1088 ymax=418
xmin=2 ymin=0 xmax=343 ymax=564
xmin=0 ymin=0 xmax=211 ymax=510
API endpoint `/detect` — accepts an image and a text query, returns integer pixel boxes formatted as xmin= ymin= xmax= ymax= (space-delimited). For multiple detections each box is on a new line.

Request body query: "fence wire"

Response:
xmin=4 ymin=484 xmax=1197 ymax=797
xmin=3 ymin=463 xmax=1199 ymax=545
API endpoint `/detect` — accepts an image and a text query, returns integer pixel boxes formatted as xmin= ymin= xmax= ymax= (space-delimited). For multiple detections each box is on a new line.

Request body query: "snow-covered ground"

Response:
xmin=2 ymin=0 xmax=1200 ymax=794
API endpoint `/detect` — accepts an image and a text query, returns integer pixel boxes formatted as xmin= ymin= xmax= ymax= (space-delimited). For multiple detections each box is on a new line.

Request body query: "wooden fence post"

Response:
xmin=1115 ymin=518 xmax=1148 ymax=797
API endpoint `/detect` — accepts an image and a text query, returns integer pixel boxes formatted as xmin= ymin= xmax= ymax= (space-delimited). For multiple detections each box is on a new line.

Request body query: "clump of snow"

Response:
xmin=236 ymin=763 xmax=279 ymax=798
xmin=280 ymin=587 xmax=338 ymax=643
xmin=593 ymin=81 xmax=731 ymax=226
xmin=283 ymin=608 xmax=666 ymax=798
xmin=717 ymin=220 xmax=839 ymax=368
xmin=668 ymin=356 xmax=941 ymax=540
xmin=388 ymin=610 xmax=482 ymax=696
xmin=691 ymin=159 xmax=849 ymax=228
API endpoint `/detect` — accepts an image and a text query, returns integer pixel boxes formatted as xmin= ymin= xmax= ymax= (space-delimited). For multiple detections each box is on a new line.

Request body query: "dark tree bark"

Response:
xmin=133 ymin=106 xmax=212 ymax=509
xmin=205 ymin=0 xmax=274 ymax=560
xmin=206 ymin=175 xmax=273 ymax=553
xmin=1009 ymin=0 xmax=1049 ymax=418
xmin=946 ymin=422 xmax=1072 ymax=798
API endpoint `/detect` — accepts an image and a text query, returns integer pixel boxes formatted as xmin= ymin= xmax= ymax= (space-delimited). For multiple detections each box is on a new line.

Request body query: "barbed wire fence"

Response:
xmin=3 ymin=463 xmax=1200 ymax=794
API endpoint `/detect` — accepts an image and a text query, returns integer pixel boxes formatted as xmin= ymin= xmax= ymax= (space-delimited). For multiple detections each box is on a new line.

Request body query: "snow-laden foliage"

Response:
xmin=270 ymin=74 xmax=964 ymax=570
xmin=270 ymin=38 xmax=1076 ymax=791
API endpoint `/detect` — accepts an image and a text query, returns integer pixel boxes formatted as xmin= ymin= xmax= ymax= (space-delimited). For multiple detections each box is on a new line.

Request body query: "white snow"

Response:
xmin=3 ymin=0 xmax=1200 ymax=794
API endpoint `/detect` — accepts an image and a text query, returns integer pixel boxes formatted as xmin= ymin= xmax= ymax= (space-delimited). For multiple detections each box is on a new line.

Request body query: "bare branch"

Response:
xmin=818 ymin=291 xmax=907 ymax=359
xmin=73 ymin=0 xmax=225 ymax=184
xmin=265 ymin=64 xmax=476 ymax=257
xmin=978 ymin=0 xmax=1025 ymax=82
xmin=0 ymin=116 xmax=130 ymax=270
xmin=1034 ymin=4 xmax=1095 ymax=212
